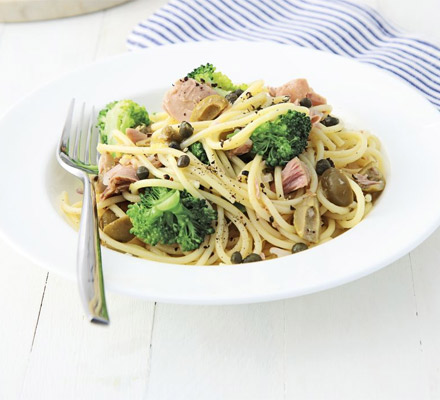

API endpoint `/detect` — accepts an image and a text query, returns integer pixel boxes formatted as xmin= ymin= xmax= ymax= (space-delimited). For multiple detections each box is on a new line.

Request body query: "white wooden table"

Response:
xmin=1 ymin=1 xmax=440 ymax=399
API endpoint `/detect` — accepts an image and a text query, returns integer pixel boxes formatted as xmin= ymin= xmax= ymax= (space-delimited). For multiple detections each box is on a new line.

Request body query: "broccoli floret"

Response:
xmin=127 ymin=187 xmax=217 ymax=252
xmin=187 ymin=63 xmax=248 ymax=95
xmin=250 ymin=110 xmax=311 ymax=167
xmin=97 ymin=99 xmax=150 ymax=144
xmin=188 ymin=142 xmax=209 ymax=165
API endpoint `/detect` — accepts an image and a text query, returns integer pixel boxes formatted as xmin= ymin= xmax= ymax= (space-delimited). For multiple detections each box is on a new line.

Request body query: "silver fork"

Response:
xmin=56 ymin=99 xmax=109 ymax=325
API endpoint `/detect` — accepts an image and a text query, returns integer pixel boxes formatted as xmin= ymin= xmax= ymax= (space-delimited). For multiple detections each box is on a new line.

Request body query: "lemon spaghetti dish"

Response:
xmin=62 ymin=64 xmax=386 ymax=265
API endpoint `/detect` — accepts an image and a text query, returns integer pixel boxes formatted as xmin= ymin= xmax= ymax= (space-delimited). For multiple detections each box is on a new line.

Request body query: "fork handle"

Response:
xmin=77 ymin=173 xmax=109 ymax=324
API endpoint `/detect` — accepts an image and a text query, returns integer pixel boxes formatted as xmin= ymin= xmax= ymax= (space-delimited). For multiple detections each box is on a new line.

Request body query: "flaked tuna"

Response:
xmin=126 ymin=128 xmax=150 ymax=144
xmin=269 ymin=78 xmax=326 ymax=106
xmin=162 ymin=77 xmax=217 ymax=121
xmin=101 ymin=164 xmax=139 ymax=200
xmin=281 ymin=157 xmax=310 ymax=194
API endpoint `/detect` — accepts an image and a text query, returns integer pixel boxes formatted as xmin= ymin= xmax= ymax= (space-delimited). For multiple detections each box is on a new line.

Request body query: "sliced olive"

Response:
xmin=179 ymin=121 xmax=194 ymax=139
xmin=321 ymin=168 xmax=353 ymax=206
xmin=177 ymin=154 xmax=190 ymax=168
xmin=292 ymin=242 xmax=308 ymax=253
xmin=169 ymin=141 xmax=181 ymax=149
xmin=100 ymin=209 xmax=118 ymax=230
xmin=242 ymin=253 xmax=262 ymax=263
xmin=162 ymin=125 xmax=179 ymax=141
xmin=231 ymin=251 xmax=243 ymax=264
xmin=136 ymin=166 xmax=149 ymax=180
xmin=103 ymin=215 xmax=134 ymax=243
xmin=294 ymin=196 xmax=320 ymax=243
xmin=190 ymin=94 xmax=229 ymax=122
xmin=299 ymin=97 xmax=312 ymax=108
xmin=321 ymin=115 xmax=339 ymax=127
xmin=316 ymin=158 xmax=334 ymax=176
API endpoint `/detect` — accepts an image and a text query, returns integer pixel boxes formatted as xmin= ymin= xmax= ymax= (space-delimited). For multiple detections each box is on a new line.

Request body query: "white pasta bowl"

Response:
xmin=1 ymin=41 xmax=440 ymax=304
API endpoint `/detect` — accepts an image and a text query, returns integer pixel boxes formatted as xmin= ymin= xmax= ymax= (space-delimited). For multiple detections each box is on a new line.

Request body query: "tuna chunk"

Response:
xmin=281 ymin=157 xmax=310 ymax=194
xmin=101 ymin=164 xmax=139 ymax=200
xmin=126 ymin=128 xmax=150 ymax=144
xmin=98 ymin=152 xmax=115 ymax=175
xmin=228 ymin=139 xmax=253 ymax=156
xmin=147 ymin=155 xmax=162 ymax=168
xmin=269 ymin=78 xmax=326 ymax=106
xmin=162 ymin=77 xmax=217 ymax=122
xmin=309 ymin=108 xmax=324 ymax=125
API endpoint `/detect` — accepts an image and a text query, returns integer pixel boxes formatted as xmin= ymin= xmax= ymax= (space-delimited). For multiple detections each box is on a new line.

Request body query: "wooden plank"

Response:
xmin=409 ymin=227 xmax=440 ymax=399
xmin=9 ymin=6 xmax=161 ymax=398
xmin=145 ymin=302 xmax=285 ymax=399
xmin=0 ymin=242 xmax=49 ymax=400
xmin=0 ymin=11 xmax=103 ymax=112
xmin=20 ymin=274 xmax=155 ymax=400
xmin=0 ymin=0 xmax=130 ymax=23
xmin=95 ymin=0 xmax=168 ymax=58
xmin=284 ymin=256 xmax=430 ymax=399
xmin=2 ymin=1 xmax=439 ymax=398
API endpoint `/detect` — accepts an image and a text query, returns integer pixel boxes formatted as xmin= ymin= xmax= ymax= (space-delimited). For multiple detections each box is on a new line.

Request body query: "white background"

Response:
xmin=1 ymin=0 xmax=440 ymax=399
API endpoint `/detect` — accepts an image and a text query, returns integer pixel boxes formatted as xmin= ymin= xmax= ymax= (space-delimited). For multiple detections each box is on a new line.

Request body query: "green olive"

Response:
xmin=242 ymin=253 xmax=262 ymax=263
xmin=179 ymin=121 xmax=194 ymax=139
xmin=321 ymin=168 xmax=353 ymax=206
xmin=190 ymin=94 xmax=229 ymax=122
xmin=230 ymin=251 xmax=243 ymax=264
xmin=292 ymin=243 xmax=308 ymax=253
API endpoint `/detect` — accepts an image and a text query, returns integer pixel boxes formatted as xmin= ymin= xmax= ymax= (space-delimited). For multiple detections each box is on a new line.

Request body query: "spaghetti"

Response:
xmin=61 ymin=74 xmax=386 ymax=265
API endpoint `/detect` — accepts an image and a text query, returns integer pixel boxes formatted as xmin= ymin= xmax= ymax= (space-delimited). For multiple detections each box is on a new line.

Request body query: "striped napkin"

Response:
xmin=127 ymin=0 xmax=440 ymax=109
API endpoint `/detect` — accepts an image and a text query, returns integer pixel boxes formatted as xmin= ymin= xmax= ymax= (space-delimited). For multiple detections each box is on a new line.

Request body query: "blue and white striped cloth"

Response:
xmin=127 ymin=0 xmax=440 ymax=109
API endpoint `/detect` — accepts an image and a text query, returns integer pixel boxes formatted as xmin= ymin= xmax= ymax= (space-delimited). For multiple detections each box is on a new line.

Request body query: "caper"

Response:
xmin=169 ymin=141 xmax=181 ymax=149
xmin=231 ymin=251 xmax=243 ymax=264
xmin=292 ymin=243 xmax=308 ymax=253
xmin=225 ymin=89 xmax=244 ymax=104
xmin=242 ymin=253 xmax=262 ymax=263
xmin=225 ymin=93 xmax=238 ymax=103
xmin=321 ymin=115 xmax=339 ymax=127
xmin=316 ymin=158 xmax=334 ymax=176
xmin=177 ymin=154 xmax=190 ymax=168
xmin=179 ymin=121 xmax=194 ymax=140
xmin=299 ymin=97 xmax=312 ymax=108
xmin=321 ymin=167 xmax=353 ymax=206
xmin=136 ymin=165 xmax=149 ymax=180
